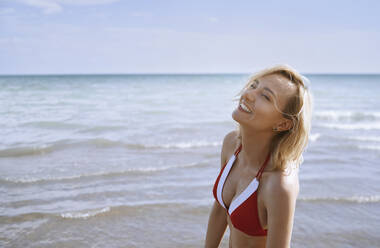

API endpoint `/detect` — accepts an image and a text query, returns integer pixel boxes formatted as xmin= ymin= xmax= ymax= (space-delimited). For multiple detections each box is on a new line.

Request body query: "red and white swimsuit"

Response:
xmin=212 ymin=144 xmax=270 ymax=236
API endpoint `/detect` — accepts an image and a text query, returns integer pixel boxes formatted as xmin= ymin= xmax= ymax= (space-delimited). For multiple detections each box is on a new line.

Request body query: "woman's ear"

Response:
xmin=275 ymin=118 xmax=293 ymax=132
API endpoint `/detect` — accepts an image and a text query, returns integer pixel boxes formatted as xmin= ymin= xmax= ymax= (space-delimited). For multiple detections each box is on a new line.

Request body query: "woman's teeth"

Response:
xmin=240 ymin=102 xmax=252 ymax=113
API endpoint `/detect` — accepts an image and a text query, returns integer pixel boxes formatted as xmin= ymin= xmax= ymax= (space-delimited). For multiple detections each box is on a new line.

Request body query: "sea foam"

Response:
xmin=0 ymin=139 xmax=221 ymax=157
xmin=299 ymin=195 xmax=380 ymax=204
xmin=315 ymin=111 xmax=380 ymax=121
xmin=60 ymin=207 xmax=111 ymax=219
xmin=0 ymin=161 xmax=208 ymax=184
xmin=319 ymin=123 xmax=380 ymax=130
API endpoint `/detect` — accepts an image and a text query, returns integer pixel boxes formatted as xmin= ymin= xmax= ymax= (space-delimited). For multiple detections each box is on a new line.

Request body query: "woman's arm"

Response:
xmin=264 ymin=173 xmax=299 ymax=248
xmin=204 ymin=200 xmax=228 ymax=248
xmin=205 ymin=130 xmax=238 ymax=247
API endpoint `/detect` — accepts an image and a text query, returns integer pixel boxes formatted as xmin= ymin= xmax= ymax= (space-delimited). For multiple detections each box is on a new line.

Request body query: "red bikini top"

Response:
xmin=212 ymin=144 xmax=270 ymax=236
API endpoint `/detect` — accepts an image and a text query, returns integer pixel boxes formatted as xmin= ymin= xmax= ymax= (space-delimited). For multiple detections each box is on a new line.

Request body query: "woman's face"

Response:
xmin=232 ymin=73 xmax=297 ymax=132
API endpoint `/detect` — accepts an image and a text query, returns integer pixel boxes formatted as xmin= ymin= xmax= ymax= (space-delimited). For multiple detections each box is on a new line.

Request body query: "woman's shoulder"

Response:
xmin=220 ymin=130 xmax=240 ymax=168
xmin=261 ymin=165 xmax=299 ymax=201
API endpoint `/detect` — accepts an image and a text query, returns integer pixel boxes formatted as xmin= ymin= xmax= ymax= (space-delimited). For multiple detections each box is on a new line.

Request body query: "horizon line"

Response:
xmin=1 ymin=72 xmax=380 ymax=77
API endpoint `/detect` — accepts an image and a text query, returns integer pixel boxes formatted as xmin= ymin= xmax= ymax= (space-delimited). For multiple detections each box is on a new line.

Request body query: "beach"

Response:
xmin=1 ymin=74 xmax=380 ymax=248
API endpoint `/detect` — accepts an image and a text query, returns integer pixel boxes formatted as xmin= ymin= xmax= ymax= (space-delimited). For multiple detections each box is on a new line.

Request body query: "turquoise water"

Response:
xmin=0 ymin=74 xmax=379 ymax=247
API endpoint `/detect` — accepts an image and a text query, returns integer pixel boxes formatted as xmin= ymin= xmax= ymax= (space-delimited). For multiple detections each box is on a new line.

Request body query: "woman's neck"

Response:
xmin=239 ymin=126 xmax=273 ymax=170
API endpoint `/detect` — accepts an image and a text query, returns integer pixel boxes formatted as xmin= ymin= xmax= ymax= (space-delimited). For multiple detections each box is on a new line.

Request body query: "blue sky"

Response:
xmin=1 ymin=0 xmax=379 ymax=74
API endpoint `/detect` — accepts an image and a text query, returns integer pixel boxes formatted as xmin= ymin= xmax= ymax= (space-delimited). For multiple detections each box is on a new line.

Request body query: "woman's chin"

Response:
xmin=232 ymin=109 xmax=257 ymax=128
xmin=232 ymin=109 xmax=245 ymax=123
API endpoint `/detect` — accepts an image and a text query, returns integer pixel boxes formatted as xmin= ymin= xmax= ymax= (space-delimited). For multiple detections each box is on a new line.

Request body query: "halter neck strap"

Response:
xmin=234 ymin=143 xmax=243 ymax=156
xmin=256 ymin=153 xmax=271 ymax=179
xmin=234 ymin=143 xmax=270 ymax=180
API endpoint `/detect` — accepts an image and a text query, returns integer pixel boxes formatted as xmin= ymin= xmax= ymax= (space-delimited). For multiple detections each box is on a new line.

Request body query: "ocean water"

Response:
xmin=0 ymin=74 xmax=379 ymax=248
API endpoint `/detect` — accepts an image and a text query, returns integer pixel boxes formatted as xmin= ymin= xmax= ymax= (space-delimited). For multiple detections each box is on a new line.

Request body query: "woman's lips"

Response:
xmin=239 ymin=102 xmax=252 ymax=113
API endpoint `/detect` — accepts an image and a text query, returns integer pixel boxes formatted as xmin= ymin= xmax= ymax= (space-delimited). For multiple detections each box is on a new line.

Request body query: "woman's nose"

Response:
xmin=243 ymin=89 xmax=256 ymax=103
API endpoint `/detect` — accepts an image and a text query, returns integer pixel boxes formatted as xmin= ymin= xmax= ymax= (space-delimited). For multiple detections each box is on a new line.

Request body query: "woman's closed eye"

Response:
xmin=250 ymin=83 xmax=270 ymax=101
xmin=262 ymin=94 xmax=270 ymax=101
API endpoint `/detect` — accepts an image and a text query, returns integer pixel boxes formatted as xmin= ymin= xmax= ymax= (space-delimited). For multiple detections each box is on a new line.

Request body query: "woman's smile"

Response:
xmin=239 ymin=101 xmax=253 ymax=114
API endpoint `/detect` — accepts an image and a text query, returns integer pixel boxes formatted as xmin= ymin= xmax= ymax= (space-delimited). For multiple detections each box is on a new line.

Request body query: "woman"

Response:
xmin=205 ymin=65 xmax=312 ymax=248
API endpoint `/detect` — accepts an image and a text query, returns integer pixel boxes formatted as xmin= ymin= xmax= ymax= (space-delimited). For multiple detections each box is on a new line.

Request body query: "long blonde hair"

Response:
xmin=236 ymin=65 xmax=313 ymax=171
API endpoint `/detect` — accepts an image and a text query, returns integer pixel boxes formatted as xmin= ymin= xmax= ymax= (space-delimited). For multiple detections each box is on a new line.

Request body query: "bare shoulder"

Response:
xmin=220 ymin=130 xmax=239 ymax=168
xmin=261 ymin=166 xmax=299 ymax=203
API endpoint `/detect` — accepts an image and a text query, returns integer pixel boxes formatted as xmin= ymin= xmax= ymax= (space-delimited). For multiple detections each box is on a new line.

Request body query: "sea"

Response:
xmin=0 ymin=73 xmax=379 ymax=248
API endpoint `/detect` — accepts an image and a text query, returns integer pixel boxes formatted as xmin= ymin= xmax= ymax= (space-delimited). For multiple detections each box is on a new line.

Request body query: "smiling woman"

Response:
xmin=205 ymin=65 xmax=312 ymax=248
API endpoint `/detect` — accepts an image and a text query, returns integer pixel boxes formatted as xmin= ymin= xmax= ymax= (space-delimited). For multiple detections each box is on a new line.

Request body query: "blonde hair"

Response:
xmin=236 ymin=64 xmax=313 ymax=171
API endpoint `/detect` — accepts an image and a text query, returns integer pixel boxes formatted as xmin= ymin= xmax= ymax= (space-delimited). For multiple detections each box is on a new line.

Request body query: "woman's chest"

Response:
xmin=222 ymin=165 xmax=257 ymax=208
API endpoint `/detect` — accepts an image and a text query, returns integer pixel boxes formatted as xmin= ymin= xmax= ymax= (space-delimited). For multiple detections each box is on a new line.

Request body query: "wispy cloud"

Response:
xmin=130 ymin=11 xmax=152 ymax=18
xmin=59 ymin=0 xmax=119 ymax=5
xmin=207 ymin=17 xmax=219 ymax=23
xmin=21 ymin=0 xmax=62 ymax=14
xmin=17 ymin=0 xmax=120 ymax=14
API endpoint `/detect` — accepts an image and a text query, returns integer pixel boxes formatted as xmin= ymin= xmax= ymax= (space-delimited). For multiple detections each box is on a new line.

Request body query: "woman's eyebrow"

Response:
xmin=255 ymin=79 xmax=277 ymax=99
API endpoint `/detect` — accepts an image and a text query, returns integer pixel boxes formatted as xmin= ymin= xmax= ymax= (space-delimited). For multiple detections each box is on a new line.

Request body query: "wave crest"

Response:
xmin=0 ymin=139 xmax=221 ymax=158
xmin=315 ymin=111 xmax=380 ymax=121
xmin=0 ymin=161 xmax=208 ymax=185
xmin=318 ymin=123 xmax=380 ymax=130
xmin=61 ymin=207 xmax=110 ymax=219
xmin=299 ymin=195 xmax=380 ymax=203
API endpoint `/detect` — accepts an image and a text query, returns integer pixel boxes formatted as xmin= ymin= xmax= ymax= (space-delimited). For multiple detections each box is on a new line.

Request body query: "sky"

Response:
xmin=0 ymin=0 xmax=379 ymax=74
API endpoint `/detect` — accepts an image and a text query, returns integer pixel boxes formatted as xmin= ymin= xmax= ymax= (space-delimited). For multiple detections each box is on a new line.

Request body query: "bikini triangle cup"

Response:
xmin=212 ymin=143 xmax=270 ymax=236
xmin=223 ymin=144 xmax=270 ymax=213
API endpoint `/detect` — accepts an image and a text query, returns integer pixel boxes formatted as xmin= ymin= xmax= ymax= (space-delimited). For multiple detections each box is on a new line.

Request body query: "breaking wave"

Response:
xmin=0 ymin=161 xmax=208 ymax=185
xmin=60 ymin=207 xmax=111 ymax=219
xmin=318 ymin=123 xmax=380 ymax=130
xmin=314 ymin=111 xmax=380 ymax=122
xmin=299 ymin=195 xmax=380 ymax=204
xmin=0 ymin=139 xmax=221 ymax=157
